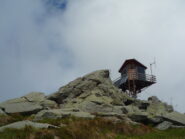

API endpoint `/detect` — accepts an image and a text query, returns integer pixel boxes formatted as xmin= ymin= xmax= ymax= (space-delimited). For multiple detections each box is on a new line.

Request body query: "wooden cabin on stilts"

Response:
xmin=114 ymin=59 xmax=156 ymax=98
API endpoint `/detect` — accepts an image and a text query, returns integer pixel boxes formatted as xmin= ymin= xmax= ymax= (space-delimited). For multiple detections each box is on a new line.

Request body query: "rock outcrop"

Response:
xmin=0 ymin=70 xmax=185 ymax=131
xmin=0 ymin=92 xmax=57 ymax=114
xmin=48 ymin=70 xmax=131 ymax=114
xmin=47 ymin=70 xmax=185 ymax=129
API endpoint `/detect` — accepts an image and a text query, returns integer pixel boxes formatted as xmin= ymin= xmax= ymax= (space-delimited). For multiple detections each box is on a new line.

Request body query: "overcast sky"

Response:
xmin=0 ymin=0 xmax=185 ymax=112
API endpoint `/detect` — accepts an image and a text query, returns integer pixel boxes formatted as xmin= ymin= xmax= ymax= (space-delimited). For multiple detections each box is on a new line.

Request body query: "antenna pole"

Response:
xmin=150 ymin=58 xmax=156 ymax=75
xmin=150 ymin=64 xmax=153 ymax=75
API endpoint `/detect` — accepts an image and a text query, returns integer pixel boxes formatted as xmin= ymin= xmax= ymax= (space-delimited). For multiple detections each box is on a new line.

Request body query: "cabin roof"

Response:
xmin=119 ymin=59 xmax=147 ymax=73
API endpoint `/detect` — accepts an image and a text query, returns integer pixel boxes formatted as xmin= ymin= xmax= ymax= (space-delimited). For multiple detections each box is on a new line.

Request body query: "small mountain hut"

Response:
xmin=114 ymin=59 xmax=156 ymax=97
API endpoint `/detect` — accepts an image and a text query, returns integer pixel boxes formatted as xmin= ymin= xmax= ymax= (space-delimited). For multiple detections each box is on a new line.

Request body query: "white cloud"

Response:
xmin=0 ymin=0 xmax=185 ymax=112
xmin=0 ymin=0 xmax=77 ymax=101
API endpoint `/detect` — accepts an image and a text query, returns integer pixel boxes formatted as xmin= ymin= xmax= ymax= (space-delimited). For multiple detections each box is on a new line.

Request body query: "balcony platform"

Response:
xmin=114 ymin=73 xmax=156 ymax=94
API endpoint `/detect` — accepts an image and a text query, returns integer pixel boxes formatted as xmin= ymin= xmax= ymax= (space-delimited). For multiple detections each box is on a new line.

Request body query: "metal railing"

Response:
xmin=126 ymin=72 xmax=156 ymax=83
xmin=113 ymin=72 xmax=156 ymax=84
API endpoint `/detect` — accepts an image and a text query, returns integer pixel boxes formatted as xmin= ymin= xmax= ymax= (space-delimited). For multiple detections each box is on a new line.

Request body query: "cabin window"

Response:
xmin=137 ymin=66 xmax=145 ymax=74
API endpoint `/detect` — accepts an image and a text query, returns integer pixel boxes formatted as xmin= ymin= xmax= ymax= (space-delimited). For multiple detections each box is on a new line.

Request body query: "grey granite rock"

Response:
xmin=0 ymin=120 xmax=58 ymax=132
xmin=34 ymin=109 xmax=95 ymax=120
xmin=0 ymin=109 xmax=7 ymax=116
xmin=156 ymin=121 xmax=173 ymax=130
xmin=0 ymin=101 xmax=43 ymax=114
xmin=0 ymin=92 xmax=57 ymax=114
xmin=162 ymin=111 xmax=185 ymax=126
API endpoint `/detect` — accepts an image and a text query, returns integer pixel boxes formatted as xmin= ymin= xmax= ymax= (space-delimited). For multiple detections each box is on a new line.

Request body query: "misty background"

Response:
xmin=0 ymin=0 xmax=185 ymax=112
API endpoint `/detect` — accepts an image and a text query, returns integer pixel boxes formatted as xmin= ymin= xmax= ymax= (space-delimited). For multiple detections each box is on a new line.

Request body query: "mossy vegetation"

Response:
xmin=0 ymin=116 xmax=185 ymax=139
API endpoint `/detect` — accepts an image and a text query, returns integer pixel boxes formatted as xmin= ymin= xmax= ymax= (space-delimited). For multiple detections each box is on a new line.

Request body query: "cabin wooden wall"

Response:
xmin=127 ymin=69 xmax=138 ymax=80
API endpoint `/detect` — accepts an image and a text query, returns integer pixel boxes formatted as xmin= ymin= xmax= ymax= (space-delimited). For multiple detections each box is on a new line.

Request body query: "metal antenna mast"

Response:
xmin=150 ymin=58 xmax=156 ymax=75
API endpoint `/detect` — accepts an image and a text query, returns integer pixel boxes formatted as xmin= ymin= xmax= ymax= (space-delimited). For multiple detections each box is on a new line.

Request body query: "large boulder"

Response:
xmin=0 ymin=120 xmax=58 ymax=132
xmin=155 ymin=121 xmax=173 ymax=130
xmin=0 ymin=92 xmax=57 ymax=115
xmin=161 ymin=111 xmax=185 ymax=126
xmin=0 ymin=109 xmax=7 ymax=116
xmin=34 ymin=109 xmax=95 ymax=120
xmin=0 ymin=101 xmax=43 ymax=114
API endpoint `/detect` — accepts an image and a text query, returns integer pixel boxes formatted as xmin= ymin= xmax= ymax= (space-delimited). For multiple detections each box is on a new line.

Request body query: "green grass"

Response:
xmin=0 ymin=116 xmax=185 ymax=139
xmin=115 ymin=128 xmax=185 ymax=139
xmin=0 ymin=127 xmax=56 ymax=139
xmin=0 ymin=126 xmax=35 ymax=139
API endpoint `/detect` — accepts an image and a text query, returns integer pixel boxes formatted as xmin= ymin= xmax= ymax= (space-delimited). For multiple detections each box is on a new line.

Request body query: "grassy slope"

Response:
xmin=0 ymin=115 xmax=185 ymax=139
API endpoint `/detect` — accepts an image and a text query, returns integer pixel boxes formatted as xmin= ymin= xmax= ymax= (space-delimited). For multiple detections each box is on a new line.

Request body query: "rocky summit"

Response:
xmin=0 ymin=70 xmax=185 ymax=132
